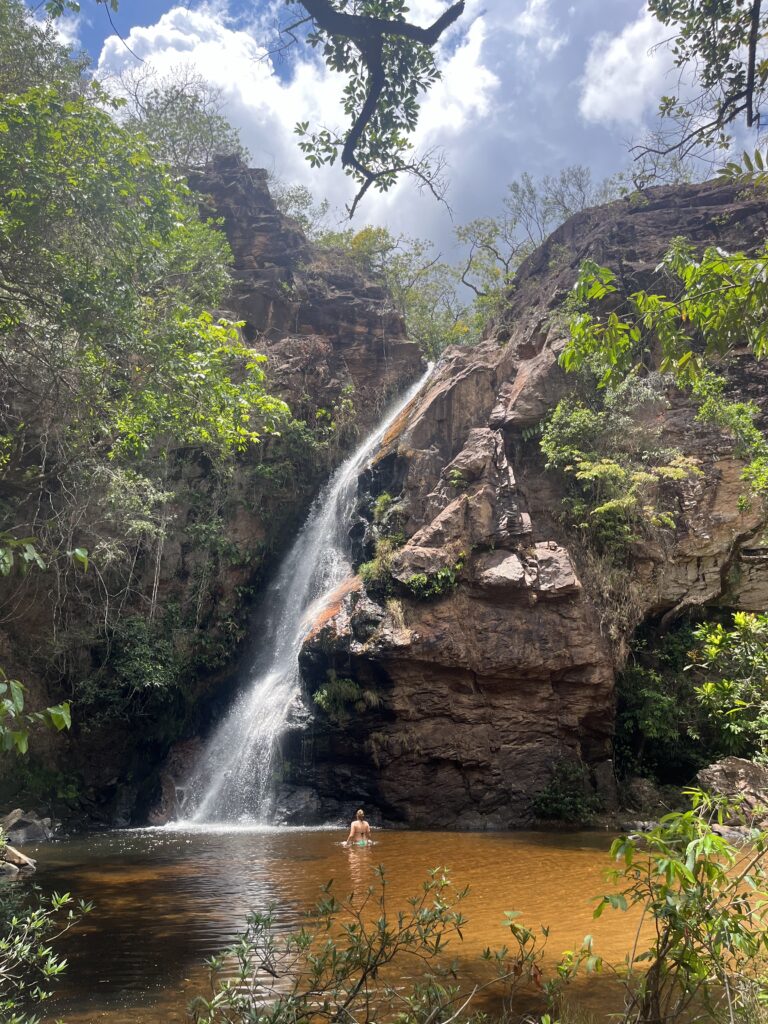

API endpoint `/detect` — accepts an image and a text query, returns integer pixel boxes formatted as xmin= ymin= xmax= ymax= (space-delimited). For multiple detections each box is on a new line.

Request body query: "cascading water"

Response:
xmin=179 ymin=367 xmax=431 ymax=824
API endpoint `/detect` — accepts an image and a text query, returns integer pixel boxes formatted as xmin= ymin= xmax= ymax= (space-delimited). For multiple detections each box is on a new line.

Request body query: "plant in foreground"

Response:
xmin=192 ymin=793 xmax=768 ymax=1024
xmin=190 ymin=866 xmax=596 ymax=1024
xmin=595 ymin=790 xmax=768 ymax=1024
xmin=0 ymin=890 xmax=92 ymax=1024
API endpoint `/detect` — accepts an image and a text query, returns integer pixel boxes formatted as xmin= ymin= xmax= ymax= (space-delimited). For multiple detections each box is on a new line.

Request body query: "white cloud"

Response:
xmin=579 ymin=6 xmax=672 ymax=126
xmin=29 ymin=6 xmax=82 ymax=50
xmin=97 ymin=3 xmax=499 ymax=220
xmin=513 ymin=0 xmax=567 ymax=59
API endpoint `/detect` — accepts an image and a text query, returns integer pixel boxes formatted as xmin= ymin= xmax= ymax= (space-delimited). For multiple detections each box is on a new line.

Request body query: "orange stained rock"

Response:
xmin=303 ymin=575 xmax=362 ymax=641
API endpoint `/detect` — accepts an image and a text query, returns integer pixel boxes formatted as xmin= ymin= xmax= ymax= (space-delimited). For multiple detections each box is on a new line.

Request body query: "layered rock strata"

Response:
xmin=287 ymin=181 xmax=768 ymax=829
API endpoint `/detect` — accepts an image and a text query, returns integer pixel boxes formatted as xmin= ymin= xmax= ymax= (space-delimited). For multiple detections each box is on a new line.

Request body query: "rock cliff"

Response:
xmin=0 ymin=157 xmax=422 ymax=826
xmin=285 ymin=181 xmax=768 ymax=829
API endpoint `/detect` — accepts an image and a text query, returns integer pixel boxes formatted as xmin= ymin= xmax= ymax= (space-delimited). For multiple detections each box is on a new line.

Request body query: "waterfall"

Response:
xmin=179 ymin=368 xmax=430 ymax=824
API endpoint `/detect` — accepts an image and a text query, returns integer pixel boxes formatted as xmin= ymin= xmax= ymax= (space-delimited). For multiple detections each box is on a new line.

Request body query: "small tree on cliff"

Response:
xmin=112 ymin=64 xmax=251 ymax=173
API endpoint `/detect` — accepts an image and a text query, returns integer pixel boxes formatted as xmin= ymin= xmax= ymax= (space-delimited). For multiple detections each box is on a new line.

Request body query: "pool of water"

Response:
xmin=27 ymin=826 xmax=634 ymax=1023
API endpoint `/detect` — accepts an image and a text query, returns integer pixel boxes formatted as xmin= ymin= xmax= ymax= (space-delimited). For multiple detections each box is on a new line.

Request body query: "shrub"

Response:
xmin=615 ymin=623 xmax=711 ymax=782
xmin=540 ymin=373 xmax=700 ymax=561
xmin=404 ymin=556 xmax=465 ymax=601
xmin=190 ymin=868 xmax=596 ymax=1024
xmin=0 ymin=890 xmax=91 ymax=1023
xmin=692 ymin=611 xmax=768 ymax=762
xmin=312 ymin=674 xmax=380 ymax=724
xmin=358 ymin=537 xmax=400 ymax=595
xmin=595 ymin=792 xmax=768 ymax=1023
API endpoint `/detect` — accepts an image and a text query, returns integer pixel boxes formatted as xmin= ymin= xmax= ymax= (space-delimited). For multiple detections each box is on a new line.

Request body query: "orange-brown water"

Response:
xmin=30 ymin=826 xmax=638 ymax=1023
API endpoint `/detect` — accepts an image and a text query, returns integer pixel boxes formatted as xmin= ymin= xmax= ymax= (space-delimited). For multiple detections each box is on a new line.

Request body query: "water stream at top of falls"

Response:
xmin=179 ymin=368 xmax=431 ymax=824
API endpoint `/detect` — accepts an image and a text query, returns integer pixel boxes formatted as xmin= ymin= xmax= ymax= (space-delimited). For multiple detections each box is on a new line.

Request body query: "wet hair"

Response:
xmin=356 ymin=808 xmax=365 ymax=819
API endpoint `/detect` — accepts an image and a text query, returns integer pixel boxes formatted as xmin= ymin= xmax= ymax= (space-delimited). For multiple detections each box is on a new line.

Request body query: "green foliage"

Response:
xmin=404 ymin=556 xmax=464 ymax=600
xmin=615 ymin=623 xmax=715 ymax=782
xmin=646 ymin=0 xmax=768 ymax=158
xmin=531 ymin=759 xmax=604 ymax=823
xmin=358 ymin=536 xmax=400 ymax=595
xmin=293 ymin=0 xmax=452 ymax=208
xmin=74 ymin=614 xmax=183 ymax=731
xmin=0 ymin=890 xmax=91 ymax=1024
xmin=690 ymin=370 xmax=768 ymax=498
xmin=0 ymin=669 xmax=70 ymax=756
xmin=0 ymin=0 xmax=293 ymax=758
xmin=0 ymin=0 xmax=87 ymax=96
xmin=692 ymin=611 xmax=768 ymax=763
xmin=312 ymin=673 xmax=380 ymax=723
xmin=119 ymin=65 xmax=250 ymax=173
xmin=190 ymin=867 xmax=595 ymax=1024
xmin=595 ymin=792 xmax=768 ymax=1023
xmin=564 ymin=241 xmax=768 ymax=387
xmin=446 ymin=468 xmax=467 ymax=489
xmin=0 ymin=77 xmax=286 ymax=459
xmin=561 ymin=244 xmax=768 ymax=503
xmin=0 ymin=534 xmax=45 ymax=578
xmin=540 ymin=374 xmax=699 ymax=558
xmin=372 ymin=491 xmax=394 ymax=524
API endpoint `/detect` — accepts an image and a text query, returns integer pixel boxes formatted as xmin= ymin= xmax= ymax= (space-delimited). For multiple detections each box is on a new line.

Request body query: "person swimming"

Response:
xmin=343 ymin=808 xmax=371 ymax=847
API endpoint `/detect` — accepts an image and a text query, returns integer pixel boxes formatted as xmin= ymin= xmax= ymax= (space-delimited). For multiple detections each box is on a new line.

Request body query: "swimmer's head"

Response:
xmin=356 ymin=808 xmax=365 ymax=820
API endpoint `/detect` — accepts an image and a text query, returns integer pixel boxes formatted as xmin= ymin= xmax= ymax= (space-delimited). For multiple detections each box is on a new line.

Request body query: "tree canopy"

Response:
xmin=642 ymin=0 xmax=768 ymax=161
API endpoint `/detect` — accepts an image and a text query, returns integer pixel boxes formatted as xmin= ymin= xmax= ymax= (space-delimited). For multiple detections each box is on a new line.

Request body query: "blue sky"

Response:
xmin=43 ymin=1 xmax=689 ymax=252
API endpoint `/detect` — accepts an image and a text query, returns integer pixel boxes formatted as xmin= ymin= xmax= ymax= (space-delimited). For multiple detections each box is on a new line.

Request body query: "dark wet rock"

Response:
xmin=1 ymin=809 xmax=55 ymax=845
xmin=592 ymin=760 xmax=620 ymax=813
xmin=273 ymin=785 xmax=321 ymax=825
xmin=623 ymin=777 xmax=664 ymax=814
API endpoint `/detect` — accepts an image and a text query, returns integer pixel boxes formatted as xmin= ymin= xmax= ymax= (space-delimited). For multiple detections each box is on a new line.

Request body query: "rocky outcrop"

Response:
xmin=697 ymin=757 xmax=768 ymax=823
xmin=285 ymin=181 xmax=768 ymax=829
xmin=0 ymin=157 xmax=422 ymax=827
xmin=190 ymin=155 xmax=423 ymax=431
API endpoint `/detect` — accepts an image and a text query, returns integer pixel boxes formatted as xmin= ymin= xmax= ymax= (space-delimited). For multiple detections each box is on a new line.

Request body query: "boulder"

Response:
xmin=475 ymin=551 xmax=526 ymax=591
xmin=696 ymin=757 xmax=768 ymax=823
xmin=1 ymin=809 xmax=54 ymax=845
xmin=274 ymin=785 xmax=321 ymax=825
xmin=0 ymin=808 xmax=24 ymax=832
xmin=624 ymin=776 xmax=664 ymax=814
xmin=3 ymin=844 xmax=36 ymax=872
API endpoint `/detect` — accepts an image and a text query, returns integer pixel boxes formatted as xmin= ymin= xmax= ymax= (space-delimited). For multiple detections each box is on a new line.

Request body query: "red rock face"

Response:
xmin=190 ymin=155 xmax=424 ymax=432
xmin=293 ymin=181 xmax=768 ymax=829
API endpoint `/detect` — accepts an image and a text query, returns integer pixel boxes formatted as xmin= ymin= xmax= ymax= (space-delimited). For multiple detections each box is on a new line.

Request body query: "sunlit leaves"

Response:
xmin=596 ymin=794 xmax=768 ymax=1021
xmin=691 ymin=612 xmax=768 ymax=762
xmin=0 ymin=669 xmax=71 ymax=755
xmin=560 ymin=240 xmax=768 ymax=501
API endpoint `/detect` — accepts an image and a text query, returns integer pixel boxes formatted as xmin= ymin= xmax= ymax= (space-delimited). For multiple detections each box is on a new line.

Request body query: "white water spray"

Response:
xmin=179 ymin=369 xmax=430 ymax=824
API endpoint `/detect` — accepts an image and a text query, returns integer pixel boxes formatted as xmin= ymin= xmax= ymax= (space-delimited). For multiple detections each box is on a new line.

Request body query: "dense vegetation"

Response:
xmin=0 ymin=2 xmax=384 ymax=794
xmin=4 ymin=0 xmax=768 ymax=1020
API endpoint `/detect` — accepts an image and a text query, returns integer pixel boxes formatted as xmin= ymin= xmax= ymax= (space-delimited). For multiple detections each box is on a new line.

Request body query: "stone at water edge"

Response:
xmin=3 ymin=844 xmax=36 ymax=872
xmin=0 ymin=808 xmax=56 ymax=845
xmin=696 ymin=757 xmax=768 ymax=825
xmin=0 ymin=808 xmax=24 ymax=832
xmin=0 ymin=861 xmax=19 ymax=878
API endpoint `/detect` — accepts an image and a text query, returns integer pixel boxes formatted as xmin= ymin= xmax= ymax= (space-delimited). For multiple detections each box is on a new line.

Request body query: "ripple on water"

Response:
xmin=32 ymin=827 xmax=632 ymax=1024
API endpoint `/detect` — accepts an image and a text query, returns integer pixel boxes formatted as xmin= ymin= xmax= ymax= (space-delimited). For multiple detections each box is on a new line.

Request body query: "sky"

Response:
xmin=47 ymin=0 xmax=685 ymax=255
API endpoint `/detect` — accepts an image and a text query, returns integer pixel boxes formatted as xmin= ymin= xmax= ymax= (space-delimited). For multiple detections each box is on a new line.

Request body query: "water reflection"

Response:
xmin=31 ymin=827 xmax=630 ymax=1024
